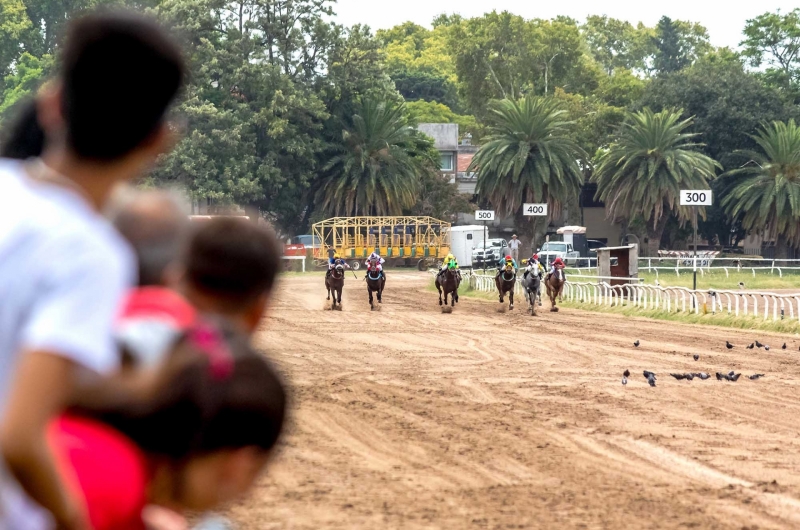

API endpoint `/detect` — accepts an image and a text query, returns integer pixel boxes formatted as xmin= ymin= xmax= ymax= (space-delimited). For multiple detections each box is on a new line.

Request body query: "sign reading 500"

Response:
xmin=475 ymin=210 xmax=495 ymax=221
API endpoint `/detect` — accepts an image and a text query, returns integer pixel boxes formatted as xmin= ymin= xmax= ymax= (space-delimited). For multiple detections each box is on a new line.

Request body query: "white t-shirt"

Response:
xmin=0 ymin=159 xmax=135 ymax=530
xmin=508 ymin=238 xmax=521 ymax=250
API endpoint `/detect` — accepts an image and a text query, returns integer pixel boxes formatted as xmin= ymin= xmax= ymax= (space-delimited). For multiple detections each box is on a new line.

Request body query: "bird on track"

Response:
xmin=634 ymin=340 xmax=640 ymax=347
xmin=765 ymin=345 xmax=771 ymax=351
xmin=782 ymin=343 xmax=787 ymax=350
xmin=693 ymin=354 xmax=699 ymax=361
xmin=756 ymin=340 xmax=764 ymax=348
xmin=730 ymin=373 xmax=742 ymax=381
xmin=643 ymin=370 xmax=656 ymax=379
xmin=647 ymin=374 xmax=656 ymax=387
xmin=623 ymin=369 xmax=630 ymax=378
xmin=622 ymin=376 xmax=627 ymax=385
xmin=670 ymin=373 xmax=687 ymax=380
xmin=685 ymin=373 xmax=695 ymax=380
xmin=726 ymin=341 xmax=734 ymax=349
xmin=728 ymin=371 xmax=735 ymax=377
xmin=716 ymin=372 xmax=724 ymax=380
xmin=694 ymin=372 xmax=710 ymax=380
xmin=747 ymin=343 xmax=755 ymax=349
xmin=748 ymin=374 xmax=765 ymax=380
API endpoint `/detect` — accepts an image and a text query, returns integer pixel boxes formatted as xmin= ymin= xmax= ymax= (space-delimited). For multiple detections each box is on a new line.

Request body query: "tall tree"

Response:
xmin=592 ymin=108 xmax=720 ymax=256
xmin=722 ymin=120 xmax=800 ymax=257
xmin=741 ymin=8 xmax=800 ymax=93
xmin=651 ymin=16 xmax=710 ymax=74
xmin=315 ymin=98 xmax=429 ymax=216
xmin=582 ymin=15 xmax=652 ymax=75
xmin=469 ymin=95 xmax=586 ymax=243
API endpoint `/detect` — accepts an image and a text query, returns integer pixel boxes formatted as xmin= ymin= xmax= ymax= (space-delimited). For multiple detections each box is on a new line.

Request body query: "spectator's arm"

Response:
xmin=0 ymin=352 xmax=87 ymax=530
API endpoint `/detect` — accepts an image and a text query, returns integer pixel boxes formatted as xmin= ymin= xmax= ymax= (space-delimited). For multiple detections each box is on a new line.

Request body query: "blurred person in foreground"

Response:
xmin=48 ymin=319 xmax=286 ymax=530
xmin=0 ymin=11 xmax=184 ymax=530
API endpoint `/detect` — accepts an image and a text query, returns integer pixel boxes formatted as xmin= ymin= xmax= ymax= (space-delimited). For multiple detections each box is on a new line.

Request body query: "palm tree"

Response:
xmin=469 ymin=95 xmax=586 ymax=245
xmin=316 ymin=98 xmax=428 ymax=217
xmin=593 ymin=108 xmax=720 ymax=257
xmin=722 ymin=120 xmax=800 ymax=257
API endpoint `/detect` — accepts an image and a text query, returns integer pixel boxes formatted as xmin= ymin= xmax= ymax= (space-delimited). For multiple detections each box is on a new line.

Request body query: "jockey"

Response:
xmin=546 ymin=256 xmax=566 ymax=281
xmin=496 ymin=254 xmax=518 ymax=279
xmin=438 ymin=253 xmax=461 ymax=280
xmin=365 ymin=251 xmax=385 ymax=277
xmin=326 ymin=253 xmax=350 ymax=277
xmin=523 ymin=253 xmax=545 ymax=279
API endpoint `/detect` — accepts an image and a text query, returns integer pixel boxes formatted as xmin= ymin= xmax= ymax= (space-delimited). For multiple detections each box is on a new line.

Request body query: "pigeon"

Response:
xmin=748 ymin=374 xmax=765 ymax=380
xmin=765 ymin=345 xmax=771 ymax=351
xmin=728 ymin=370 xmax=735 ymax=377
xmin=782 ymin=343 xmax=787 ymax=350
xmin=716 ymin=372 xmax=724 ymax=380
xmin=622 ymin=376 xmax=628 ymax=385
xmin=726 ymin=341 xmax=734 ymax=349
xmin=647 ymin=374 xmax=656 ymax=387
xmin=634 ymin=340 xmax=640 ymax=347
xmin=670 ymin=373 xmax=687 ymax=380
xmin=694 ymin=372 xmax=711 ymax=380
xmin=730 ymin=373 xmax=742 ymax=382
xmin=643 ymin=370 xmax=656 ymax=379
xmin=623 ymin=369 xmax=630 ymax=378
xmin=739 ymin=282 xmax=745 ymax=289
xmin=693 ymin=354 xmax=699 ymax=361
xmin=747 ymin=343 xmax=755 ymax=349
xmin=756 ymin=340 xmax=764 ymax=348
xmin=685 ymin=373 xmax=695 ymax=381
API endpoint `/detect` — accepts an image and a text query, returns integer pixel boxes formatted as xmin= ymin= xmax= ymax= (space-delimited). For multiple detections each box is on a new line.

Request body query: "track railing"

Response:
xmin=463 ymin=271 xmax=800 ymax=322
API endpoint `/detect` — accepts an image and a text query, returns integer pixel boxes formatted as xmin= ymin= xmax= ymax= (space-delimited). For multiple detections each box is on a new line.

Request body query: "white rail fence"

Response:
xmin=465 ymin=272 xmax=800 ymax=322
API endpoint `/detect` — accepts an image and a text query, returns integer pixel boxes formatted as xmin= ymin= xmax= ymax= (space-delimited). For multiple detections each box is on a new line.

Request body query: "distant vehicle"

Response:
xmin=472 ymin=238 xmax=509 ymax=266
xmin=537 ymin=241 xmax=581 ymax=266
xmin=291 ymin=234 xmax=321 ymax=249
xmin=587 ymin=240 xmax=606 ymax=253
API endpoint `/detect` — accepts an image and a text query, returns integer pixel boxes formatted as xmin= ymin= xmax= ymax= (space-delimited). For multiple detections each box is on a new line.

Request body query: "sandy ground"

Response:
xmin=228 ymin=271 xmax=800 ymax=529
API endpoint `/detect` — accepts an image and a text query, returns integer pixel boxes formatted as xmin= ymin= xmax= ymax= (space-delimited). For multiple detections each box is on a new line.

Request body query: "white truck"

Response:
xmin=536 ymin=241 xmax=581 ymax=267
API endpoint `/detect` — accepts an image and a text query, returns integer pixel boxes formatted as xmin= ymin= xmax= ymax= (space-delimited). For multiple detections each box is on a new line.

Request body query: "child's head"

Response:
xmin=176 ymin=218 xmax=282 ymax=333
xmin=83 ymin=320 xmax=286 ymax=511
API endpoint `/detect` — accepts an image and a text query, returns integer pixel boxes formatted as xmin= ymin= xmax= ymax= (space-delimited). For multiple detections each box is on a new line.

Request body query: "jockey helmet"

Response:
xmin=446 ymin=253 xmax=454 ymax=261
xmin=334 ymin=252 xmax=340 ymax=259
xmin=505 ymin=255 xmax=512 ymax=261
xmin=532 ymin=254 xmax=539 ymax=260
xmin=554 ymin=257 xmax=564 ymax=265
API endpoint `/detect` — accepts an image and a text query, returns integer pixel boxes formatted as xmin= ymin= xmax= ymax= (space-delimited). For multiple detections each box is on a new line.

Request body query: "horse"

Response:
xmin=494 ymin=262 xmax=516 ymax=310
xmin=545 ymin=267 xmax=566 ymax=312
xmin=365 ymin=263 xmax=385 ymax=309
xmin=520 ymin=265 xmax=541 ymax=316
xmin=435 ymin=266 xmax=460 ymax=307
xmin=325 ymin=263 xmax=345 ymax=310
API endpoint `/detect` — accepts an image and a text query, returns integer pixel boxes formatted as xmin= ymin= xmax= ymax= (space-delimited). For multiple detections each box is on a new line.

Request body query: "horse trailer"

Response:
xmin=449 ymin=225 xmax=488 ymax=268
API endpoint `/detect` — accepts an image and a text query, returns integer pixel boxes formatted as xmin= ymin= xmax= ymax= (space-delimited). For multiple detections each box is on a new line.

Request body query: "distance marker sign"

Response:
xmin=475 ymin=210 xmax=495 ymax=221
xmin=680 ymin=190 xmax=712 ymax=206
xmin=522 ymin=203 xmax=548 ymax=216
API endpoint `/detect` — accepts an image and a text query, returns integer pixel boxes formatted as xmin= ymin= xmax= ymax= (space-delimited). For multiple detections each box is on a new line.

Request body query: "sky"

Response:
xmin=333 ymin=0 xmax=797 ymax=50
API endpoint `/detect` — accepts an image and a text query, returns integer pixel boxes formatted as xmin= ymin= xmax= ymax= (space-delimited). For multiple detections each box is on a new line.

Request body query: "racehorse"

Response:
xmin=495 ymin=262 xmax=516 ymax=310
xmin=365 ymin=262 xmax=385 ymax=309
xmin=520 ymin=264 xmax=541 ymax=316
xmin=545 ymin=267 xmax=566 ymax=312
xmin=435 ymin=265 xmax=460 ymax=307
xmin=325 ymin=263 xmax=345 ymax=310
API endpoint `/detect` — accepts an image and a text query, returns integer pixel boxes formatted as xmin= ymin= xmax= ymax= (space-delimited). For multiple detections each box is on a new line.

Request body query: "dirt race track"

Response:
xmin=229 ymin=272 xmax=800 ymax=529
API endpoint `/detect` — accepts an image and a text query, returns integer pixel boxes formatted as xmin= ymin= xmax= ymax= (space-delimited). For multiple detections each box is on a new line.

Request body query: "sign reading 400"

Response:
xmin=522 ymin=203 xmax=548 ymax=216
xmin=680 ymin=190 xmax=713 ymax=206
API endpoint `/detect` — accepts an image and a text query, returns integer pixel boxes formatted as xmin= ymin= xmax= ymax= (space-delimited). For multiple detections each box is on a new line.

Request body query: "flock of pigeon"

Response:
xmin=620 ymin=339 xmax=783 ymax=387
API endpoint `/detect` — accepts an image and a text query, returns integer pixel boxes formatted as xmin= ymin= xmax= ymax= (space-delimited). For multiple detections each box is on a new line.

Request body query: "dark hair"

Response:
xmin=184 ymin=218 xmax=282 ymax=308
xmin=84 ymin=321 xmax=286 ymax=458
xmin=0 ymin=99 xmax=44 ymax=159
xmin=110 ymin=191 xmax=188 ymax=286
xmin=60 ymin=10 xmax=184 ymax=160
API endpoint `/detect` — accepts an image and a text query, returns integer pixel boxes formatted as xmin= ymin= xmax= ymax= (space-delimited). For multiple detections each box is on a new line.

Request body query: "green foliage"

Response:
xmin=582 ymin=15 xmax=653 ymax=74
xmin=593 ymin=108 xmax=720 ymax=253
xmin=405 ymin=100 xmax=478 ymax=139
xmin=741 ymin=8 xmax=800 ymax=91
xmin=389 ymin=69 xmax=458 ymax=109
xmin=470 ymin=95 xmax=586 ymax=220
xmin=722 ymin=120 xmax=800 ymax=246
xmin=0 ymin=52 xmax=51 ymax=117
xmin=315 ymin=98 xmax=428 ymax=216
xmin=652 ymin=16 xmax=711 ymax=74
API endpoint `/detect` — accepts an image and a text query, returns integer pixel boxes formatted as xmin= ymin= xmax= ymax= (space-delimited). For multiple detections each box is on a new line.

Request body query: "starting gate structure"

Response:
xmin=311 ymin=216 xmax=451 ymax=270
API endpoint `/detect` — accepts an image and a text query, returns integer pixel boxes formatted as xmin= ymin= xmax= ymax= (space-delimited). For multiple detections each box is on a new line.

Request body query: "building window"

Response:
xmin=440 ymin=153 xmax=454 ymax=171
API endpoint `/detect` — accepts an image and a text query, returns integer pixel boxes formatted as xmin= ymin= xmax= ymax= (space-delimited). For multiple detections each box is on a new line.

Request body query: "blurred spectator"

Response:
xmin=48 ymin=320 xmax=286 ymax=530
xmin=0 ymin=98 xmax=44 ymax=160
xmin=178 ymin=218 xmax=282 ymax=334
xmin=0 ymin=10 xmax=184 ymax=530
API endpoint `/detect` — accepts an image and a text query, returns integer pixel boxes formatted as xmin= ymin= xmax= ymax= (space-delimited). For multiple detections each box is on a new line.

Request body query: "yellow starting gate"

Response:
xmin=312 ymin=216 xmax=451 ymax=269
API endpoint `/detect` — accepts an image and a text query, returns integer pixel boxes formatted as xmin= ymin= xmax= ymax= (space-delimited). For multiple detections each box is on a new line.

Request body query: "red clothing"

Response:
xmin=48 ymin=415 xmax=150 ymax=530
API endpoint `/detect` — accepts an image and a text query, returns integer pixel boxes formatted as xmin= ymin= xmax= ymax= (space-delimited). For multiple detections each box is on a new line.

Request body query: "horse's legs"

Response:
xmin=509 ymin=289 xmax=514 ymax=310
xmin=443 ymin=291 xmax=449 ymax=306
xmin=326 ymin=284 xmax=330 ymax=300
xmin=368 ymin=286 xmax=373 ymax=306
xmin=436 ymin=281 xmax=443 ymax=306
